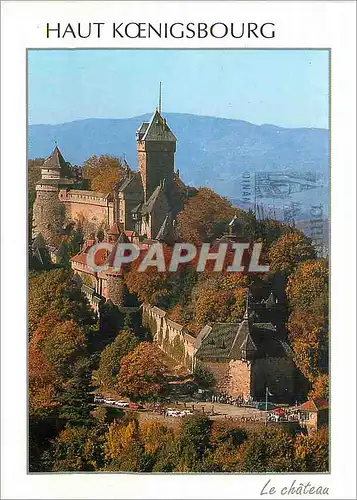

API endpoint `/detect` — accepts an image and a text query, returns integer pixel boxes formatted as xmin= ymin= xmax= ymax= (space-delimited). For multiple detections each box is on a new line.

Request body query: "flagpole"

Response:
xmin=265 ymin=386 xmax=268 ymax=411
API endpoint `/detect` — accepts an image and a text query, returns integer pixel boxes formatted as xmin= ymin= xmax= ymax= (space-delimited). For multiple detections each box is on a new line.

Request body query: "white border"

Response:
xmin=1 ymin=1 xmax=356 ymax=499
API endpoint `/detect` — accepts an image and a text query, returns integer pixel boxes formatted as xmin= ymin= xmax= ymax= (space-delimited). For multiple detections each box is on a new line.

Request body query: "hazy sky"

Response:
xmin=28 ymin=49 xmax=329 ymax=128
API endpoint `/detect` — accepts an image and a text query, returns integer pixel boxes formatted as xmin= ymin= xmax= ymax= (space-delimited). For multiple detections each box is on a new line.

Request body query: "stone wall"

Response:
xmin=106 ymin=274 xmax=126 ymax=307
xmin=142 ymin=304 xmax=195 ymax=371
xmin=229 ymin=359 xmax=252 ymax=398
xmin=59 ymin=189 xmax=114 ymax=235
xmin=199 ymin=359 xmax=252 ymax=398
xmin=198 ymin=361 xmax=231 ymax=394
xmin=32 ymin=190 xmax=66 ymax=245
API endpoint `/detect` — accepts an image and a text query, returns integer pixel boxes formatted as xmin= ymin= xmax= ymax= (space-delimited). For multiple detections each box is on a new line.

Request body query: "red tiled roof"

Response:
xmin=299 ymin=398 xmax=328 ymax=412
xmin=71 ymin=254 xmax=88 ymax=265
xmin=71 ymin=248 xmax=108 ymax=267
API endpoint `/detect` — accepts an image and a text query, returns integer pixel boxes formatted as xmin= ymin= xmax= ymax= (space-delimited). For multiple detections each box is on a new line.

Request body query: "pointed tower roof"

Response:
xmin=265 ymin=291 xmax=277 ymax=308
xmin=43 ymin=145 xmax=68 ymax=170
xmin=142 ymin=110 xmax=176 ymax=142
xmin=229 ymin=319 xmax=257 ymax=360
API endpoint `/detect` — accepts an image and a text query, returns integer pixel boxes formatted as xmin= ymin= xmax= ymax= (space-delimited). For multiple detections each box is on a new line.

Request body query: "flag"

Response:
xmin=266 ymin=387 xmax=273 ymax=396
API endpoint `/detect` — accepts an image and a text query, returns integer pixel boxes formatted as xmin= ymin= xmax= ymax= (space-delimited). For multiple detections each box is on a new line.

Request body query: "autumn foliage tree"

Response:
xmin=125 ymin=245 xmax=176 ymax=307
xmin=294 ymin=426 xmax=329 ymax=472
xmin=186 ymin=273 xmax=249 ymax=333
xmin=28 ymin=269 xmax=95 ymax=337
xmin=309 ymin=373 xmax=329 ymax=399
xmin=286 ymin=259 xmax=328 ymax=311
xmin=28 ymin=340 xmax=58 ymax=416
xmin=82 ymin=155 xmax=128 ymax=193
xmin=268 ymin=231 xmax=316 ymax=276
xmin=176 ymin=188 xmax=237 ymax=245
xmin=117 ymin=343 xmax=167 ymax=401
xmin=41 ymin=425 xmax=103 ymax=472
xmin=286 ymin=259 xmax=329 ymax=392
xmin=103 ymin=419 xmax=148 ymax=471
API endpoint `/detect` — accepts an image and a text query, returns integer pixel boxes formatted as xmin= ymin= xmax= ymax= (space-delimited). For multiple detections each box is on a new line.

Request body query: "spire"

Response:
xmin=158 ymin=81 xmax=162 ymax=113
xmin=42 ymin=144 xmax=68 ymax=171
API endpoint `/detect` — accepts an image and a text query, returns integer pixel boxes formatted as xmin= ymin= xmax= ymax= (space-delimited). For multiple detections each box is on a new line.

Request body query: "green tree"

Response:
xmin=28 ymin=268 xmax=95 ymax=336
xmin=194 ymin=364 xmax=216 ymax=389
xmin=241 ymin=430 xmax=295 ymax=472
xmin=38 ymin=320 xmax=86 ymax=375
xmin=58 ymin=357 xmax=94 ymax=427
xmin=175 ymin=414 xmax=212 ymax=471
xmin=93 ymin=330 xmax=139 ymax=391
xmin=57 ymin=228 xmax=84 ymax=269
xmin=41 ymin=426 xmax=103 ymax=472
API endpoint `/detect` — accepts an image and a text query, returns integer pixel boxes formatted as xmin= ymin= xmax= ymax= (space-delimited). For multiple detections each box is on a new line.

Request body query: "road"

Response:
xmin=98 ymin=400 xmax=268 ymax=422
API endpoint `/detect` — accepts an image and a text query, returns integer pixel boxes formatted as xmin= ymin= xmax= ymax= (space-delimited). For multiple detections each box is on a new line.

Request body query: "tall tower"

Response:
xmin=32 ymin=145 xmax=73 ymax=246
xmin=136 ymin=108 xmax=177 ymax=202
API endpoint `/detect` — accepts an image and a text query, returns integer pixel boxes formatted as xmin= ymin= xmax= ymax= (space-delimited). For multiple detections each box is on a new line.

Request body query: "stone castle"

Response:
xmin=32 ymin=106 xmax=296 ymax=402
xmin=32 ymin=108 xmax=193 ymax=310
xmin=33 ymin=108 xmax=188 ymax=247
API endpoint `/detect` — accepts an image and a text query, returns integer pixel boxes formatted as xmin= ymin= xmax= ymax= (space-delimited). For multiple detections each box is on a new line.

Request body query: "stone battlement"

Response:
xmin=58 ymin=189 xmax=111 ymax=207
xmin=142 ymin=304 xmax=196 ymax=371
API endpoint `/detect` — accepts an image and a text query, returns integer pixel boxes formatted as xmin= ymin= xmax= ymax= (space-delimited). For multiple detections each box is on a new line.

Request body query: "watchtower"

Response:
xmin=136 ymin=87 xmax=177 ymax=202
xmin=32 ymin=145 xmax=73 ymax=245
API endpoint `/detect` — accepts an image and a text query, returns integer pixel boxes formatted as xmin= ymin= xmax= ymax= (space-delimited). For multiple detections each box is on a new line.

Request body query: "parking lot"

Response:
xmin=94 ymin=395 xmax=271 ymax=422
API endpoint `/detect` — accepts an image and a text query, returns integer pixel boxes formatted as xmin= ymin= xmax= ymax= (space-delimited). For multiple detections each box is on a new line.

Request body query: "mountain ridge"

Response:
xmin=29 ymin=112 xmax=327 ymax=132
xmin=28 ymin=112 xmax=329 ymax=214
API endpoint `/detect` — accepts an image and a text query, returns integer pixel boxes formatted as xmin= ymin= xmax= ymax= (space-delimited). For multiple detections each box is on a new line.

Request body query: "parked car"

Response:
xmin=180 ymin=409 xmax=194 ymax=416
xmin=267 ymin=412 xmax=281 ymax=422
xmin=166 ymin=408 xmax=182 ymax=417
xmin=93 ymin=395 xmax=104 ymax=403
xmin=114 ymin=401 xmax=129 ymax=408
xmin=272 ymin=408 xmax=285 ymax=418
xmin=103 ymin=398 xmax=116 ymax=405
xmin=129 ymin=402 xmax=143 ymax=409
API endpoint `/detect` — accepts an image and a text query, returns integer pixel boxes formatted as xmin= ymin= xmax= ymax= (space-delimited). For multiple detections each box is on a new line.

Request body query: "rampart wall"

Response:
xmin=142 ymin=304 xmax=196 ymax=371
xmin=59 ymin=189 xmax=114 ymax=229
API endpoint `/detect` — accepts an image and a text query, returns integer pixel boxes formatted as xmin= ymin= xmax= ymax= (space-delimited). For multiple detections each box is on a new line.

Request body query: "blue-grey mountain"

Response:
xmin=29 ymin=113 xmax=329 ymax=216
